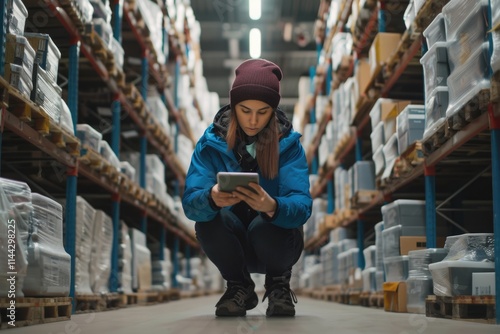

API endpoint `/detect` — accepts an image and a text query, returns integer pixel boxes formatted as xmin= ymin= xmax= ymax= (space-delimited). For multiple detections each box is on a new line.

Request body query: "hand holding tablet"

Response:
xmin=217 ymin=172 xmax=259 ymax=193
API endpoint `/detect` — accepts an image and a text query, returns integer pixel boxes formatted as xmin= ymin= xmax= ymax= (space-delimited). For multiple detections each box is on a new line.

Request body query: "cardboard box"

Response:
xmin=355 ymin=58 xmax=371 ymax=97
xmin=472 ymin=272 xmax=496 ymax=296
xmin=399 ymin=236 xmax=446 ymax=255
xmin=383 ymin=281 xmax=407 ymax=312
xmin=369 ymin=32 xmax=402 ymax=77
xmin=381 ymin=100 xmax=412 ymax=121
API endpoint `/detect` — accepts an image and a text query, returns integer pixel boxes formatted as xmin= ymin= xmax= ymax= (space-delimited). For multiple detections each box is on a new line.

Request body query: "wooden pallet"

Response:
xmin=120 ymin=293 xmax=139 ymax=306
xmin=319 ymin=285 xmax=343 ymax=302
xmin=339 ymin=291 xmax=361 ymax=306
xmin=425 ymin=295 xmax=496 ymax=324
xmin=359 ymin=291 xmax=384 ymax=308
xmin=350 ymin=190 xmax=380 ymax=209
xmin=0 ymin=297 xmax=71 ymax=329
xmin=74 ymin=294 xmax=103 ymax=313
xmin=102 ymin=293 xmax=123 ymax=310
xmin=394 ymin=141 xmax=424 ymax=177
xmin=136 ymin=291 xmax=159 ymax=305
xmin=414 ymin=0 xmax=451 ymax=31
xmin=447 ymin=89 xmax=490 ymax=131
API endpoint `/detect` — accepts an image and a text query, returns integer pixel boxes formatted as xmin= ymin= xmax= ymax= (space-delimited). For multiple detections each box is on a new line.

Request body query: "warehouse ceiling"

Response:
xmin=189 ymin=0 xmax=321 ymax=117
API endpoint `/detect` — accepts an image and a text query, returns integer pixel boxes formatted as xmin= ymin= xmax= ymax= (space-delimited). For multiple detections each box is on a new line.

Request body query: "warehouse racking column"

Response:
xmin=424 ymin=166 xmax=437 ymax=248
xmin=185 ymin=245 xmax=191 ymax=278
xmin=378 ymin=0 xmax=386 ymax=33
xmin=489 ymin=105 xmax=500 ymax=324
xmin=0 ymin=0 xmax=5 ymax=77
xmin=159 ymin=227 xmax=166 ymax=261
xmin=110 ymin=1 xmax=123 ymax=293
xmin=140 ymin=52 xmax=149 ymax=234
xmin=65 ymin=38 xmax=80 ymax=311
xmin=355 ymin=131 xmax=365 ymax=268
xmin=310 ymin=66 xmax=318 ymax=174
xmin=172 ymin=236 xmax=179 ymax=288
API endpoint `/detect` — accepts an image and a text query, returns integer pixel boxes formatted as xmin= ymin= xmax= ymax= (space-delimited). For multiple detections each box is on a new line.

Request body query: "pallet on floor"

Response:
xmin=120 ymin=292 xmax=139 ymax=306
xmin=425 ymin=295 xmax=496 ymax=324
xmin=74 ymin=294 xmax=103 ymax=313
xmin=136 ymin=291 xmax=160 ymax=305
xmin=0 ymin=297 xmax=72 ymax=329
xmin=359 ymin=291 xmax=384 ymax=308
xmin=339 ymin=290 xmax=361 ymax=306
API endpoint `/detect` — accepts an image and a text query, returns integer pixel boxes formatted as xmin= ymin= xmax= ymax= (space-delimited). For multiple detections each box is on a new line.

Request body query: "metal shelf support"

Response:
xmin=424 ymin=165 xmax=436 ymax=248
xmin=185 ymin=244 xmax=191 ymax=278
xmin=0 ymin=0 xmax=6 ymax=77
xmin=65 ymin=167 xmax=78 ymax=312
xmin=172 ymin=236 xmax=179 ymax=288
xmin=110 ymin=193 xmax=120 ymax=292
xmin=66 ymin=38 xmax=80 ymax=312
xmin=378 ymin=1 xmax=386 ymax=33
xmin=489 ymin=104 xmax=500 ymax=324
xmin=357 ymin=219 xmax=365 ymax=269
xmin=159 ymin=227 xmax=166 ymax=261
xmin=111 ymin=96 xmax=121 ymax=156
xmin=112 ymin=0 xmax=123 ymax=43
xmin=327 ymin=178 xmax=335 ymax=214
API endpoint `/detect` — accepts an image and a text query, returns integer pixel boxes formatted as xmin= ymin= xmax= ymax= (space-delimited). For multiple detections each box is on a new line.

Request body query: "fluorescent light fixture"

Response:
xmin=249 ymin=0 xmax=261 ymax=20
xmin=249 ymin=28 xmax=261 ymax=59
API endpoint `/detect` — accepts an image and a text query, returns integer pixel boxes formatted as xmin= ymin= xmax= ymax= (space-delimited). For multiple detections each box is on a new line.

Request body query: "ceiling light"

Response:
xmin=249 ymin=0 xmax=261 ymax=20
xmin=249 ymin=28 xmax=261 ymax=59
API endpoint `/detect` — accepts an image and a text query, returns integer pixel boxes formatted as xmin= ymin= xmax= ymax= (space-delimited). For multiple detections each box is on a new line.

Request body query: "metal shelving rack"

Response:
xmin=0 ymin=0 xmax=199 ymax=309
xmin=307 ymin=0 xmax=500 ymax=324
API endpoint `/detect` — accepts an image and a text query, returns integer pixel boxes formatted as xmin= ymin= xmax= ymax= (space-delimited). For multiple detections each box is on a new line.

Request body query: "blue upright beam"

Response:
xmin=112 ymin=0 xmax=123 ymax=43
xmin=159 ymin=227 xmax=166 ymax=261
xmin=355 ymin=131 xmax=364 ymax=268
xmin=0 ymin=0 xmax=6 ymax=77
xmin=65 ymin=168 xmax=77 ymax=312
xmin=111 ymin=97 xmax=121 ymax=156
xmin=172 ymin=237 xmax=179 ymax=288
xmin=110 ymin=194 xmax=120 ymax=292
xmin=66 ymin=39 xmax=80 ymax=312
xmin=185 ymin=245 xmax=191 ymax=278
xmin=489 ymin=107 xmax=500 ymax=324
xmin=378 ymin=1 xmax=387 ymax=33
xmin=424 ymin=166 xmax=437 ymax=248
xmin=357 ymin=219 xmax=365 ymax=269
xmin=327 ymin=179 xmax=335 ymax=214
xmin=139 ymin=54 xmax=148 ymax=234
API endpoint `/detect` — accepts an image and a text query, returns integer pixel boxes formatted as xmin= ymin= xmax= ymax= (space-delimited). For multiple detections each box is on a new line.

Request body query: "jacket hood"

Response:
xmin=212 ymin=104 xmax=293 ymax=139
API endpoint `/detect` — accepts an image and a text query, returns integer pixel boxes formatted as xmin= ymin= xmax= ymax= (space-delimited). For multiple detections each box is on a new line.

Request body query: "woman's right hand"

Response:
xmin=210 ymin=184 xmax=241 ymax=207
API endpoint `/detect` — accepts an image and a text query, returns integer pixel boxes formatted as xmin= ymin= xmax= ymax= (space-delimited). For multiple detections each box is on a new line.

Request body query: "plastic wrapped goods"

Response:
xmin=23 ymin=193 xmax=70 ymax=297
xmin=0 ymin=178 xmax=31 ymax=297
xmin=90 ymin=210 xmax=113 ymax=294
xmin=75 ymin=196 xmax=96 ymax=294
xmin=429 ymin=233 xmax=495 ymax=296
xmin=118 ymin=221 xmax=133 ymax=294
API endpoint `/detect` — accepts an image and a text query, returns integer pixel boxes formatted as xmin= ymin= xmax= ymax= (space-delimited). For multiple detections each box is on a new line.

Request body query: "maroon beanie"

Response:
xmin=230 ymin=59 xmax=283 ymax=110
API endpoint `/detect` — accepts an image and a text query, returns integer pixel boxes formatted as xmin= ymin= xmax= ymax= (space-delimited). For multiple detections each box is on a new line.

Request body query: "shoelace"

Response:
xmin=221 ymin=284 xmax=247 ymax=306
xmin=262 ymin=284 xmax=298 ymax=304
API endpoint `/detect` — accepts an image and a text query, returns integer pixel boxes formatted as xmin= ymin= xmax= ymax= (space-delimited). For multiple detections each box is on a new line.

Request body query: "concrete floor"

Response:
xmin=6 ymin=294 xmax=499 ymax=334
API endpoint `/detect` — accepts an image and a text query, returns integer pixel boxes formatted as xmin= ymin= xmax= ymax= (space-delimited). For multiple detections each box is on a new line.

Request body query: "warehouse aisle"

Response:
xmin=7 ymin=294 xmax=499 ymax=334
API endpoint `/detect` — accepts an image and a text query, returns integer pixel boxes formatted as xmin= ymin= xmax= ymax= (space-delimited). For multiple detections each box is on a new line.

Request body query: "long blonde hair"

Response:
xmin=226 ymin=112 xmax=280 ymax=179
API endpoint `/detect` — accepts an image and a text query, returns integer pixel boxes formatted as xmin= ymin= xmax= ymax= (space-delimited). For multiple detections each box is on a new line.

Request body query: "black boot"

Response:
xmin=215 ymin=279 xmax=258 ymax=317
xmin=262 ymin=273 xmax=297 ymax=317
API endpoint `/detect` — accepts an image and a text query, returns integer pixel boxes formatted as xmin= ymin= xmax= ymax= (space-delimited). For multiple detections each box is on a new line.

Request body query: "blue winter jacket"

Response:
xmin=181 ymin=106 xmax=312 ymax=229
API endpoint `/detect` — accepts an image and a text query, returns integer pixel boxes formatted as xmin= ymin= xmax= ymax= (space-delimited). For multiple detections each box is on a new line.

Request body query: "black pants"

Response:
xmin=195 ymin=210 xmax=304 ymax=283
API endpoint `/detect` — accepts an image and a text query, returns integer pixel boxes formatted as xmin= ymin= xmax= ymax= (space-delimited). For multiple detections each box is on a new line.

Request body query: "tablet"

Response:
xmin=217 ymin=172 xmax=259 ymax=193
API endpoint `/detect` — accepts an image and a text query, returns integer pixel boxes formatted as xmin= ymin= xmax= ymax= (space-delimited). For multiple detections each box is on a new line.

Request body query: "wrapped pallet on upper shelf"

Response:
xmin=99 ymin=140 xmax=121 ymax=172
xmin=23 ymin=193 xmax=71 ymax=297
xmin=24 ymin=32 xmax=61 ymax=85
xmin=428 ymin=233 xmax=495 ymax=297
xmin=6 ymin=0 xmax=27 ymax=35
xmin=136 ymin=0 xmax=166 ymax=64
xmin=89 ymin=0 xmax=112 ymax=23
xmin=4 ymin=33 xmax=35 ymax=99
xmin=396 ymin=104 xmax=425 ymax=154
xmin=75 ymin=0 xmax=95 ymax=25
xmin=493 ymin=0 xmax=500 ymax=29
xmin=0 ymin=178 xmax=31 ymax=297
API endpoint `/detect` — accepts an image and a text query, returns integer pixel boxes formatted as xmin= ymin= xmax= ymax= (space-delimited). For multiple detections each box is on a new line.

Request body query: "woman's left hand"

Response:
xmin=233 ymin=183 xmax=276 ymax=217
